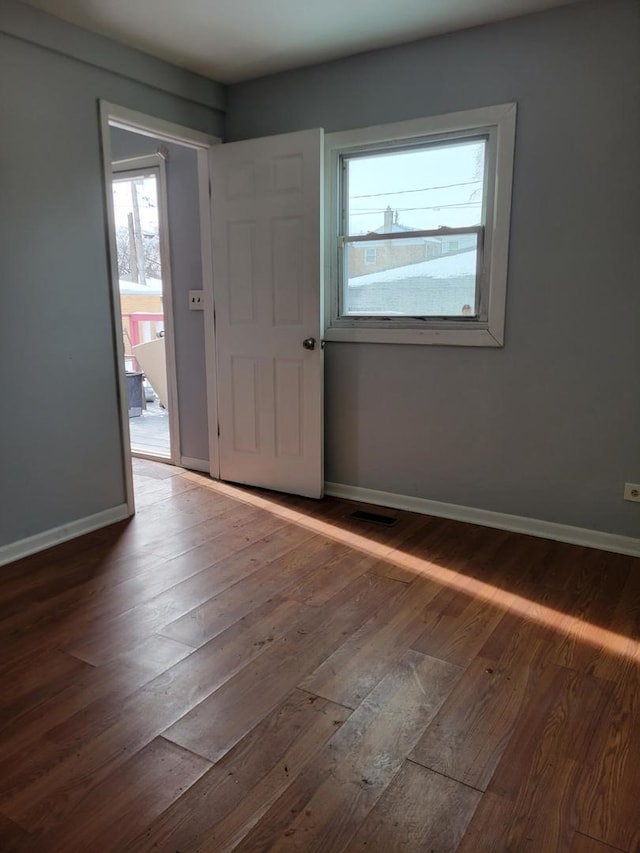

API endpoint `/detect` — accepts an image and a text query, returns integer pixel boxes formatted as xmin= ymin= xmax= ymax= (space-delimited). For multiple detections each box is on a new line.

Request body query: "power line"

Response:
xmin=349 ymin=180 xmax=482 ymax=199
xmin=350 ymin=201 xmax=482 ymax=216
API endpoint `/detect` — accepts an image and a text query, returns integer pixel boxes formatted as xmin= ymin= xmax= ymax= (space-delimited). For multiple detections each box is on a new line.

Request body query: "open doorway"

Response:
xmin=112 ymin=156 xmax=174 ymax=460
xmin=100 ymin=102 xmax=220 ymax=512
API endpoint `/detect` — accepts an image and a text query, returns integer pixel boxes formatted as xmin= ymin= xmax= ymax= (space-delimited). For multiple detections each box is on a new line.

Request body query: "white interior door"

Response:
xmin=211 ymin=129 xmax=324 ymax=498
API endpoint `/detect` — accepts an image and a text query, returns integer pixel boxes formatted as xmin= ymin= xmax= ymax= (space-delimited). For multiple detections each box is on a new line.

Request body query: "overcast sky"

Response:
xmin=346 ymin=138 xmax=485 ymax=234
xmin=112 ymin=175 xmax=158 ymax=232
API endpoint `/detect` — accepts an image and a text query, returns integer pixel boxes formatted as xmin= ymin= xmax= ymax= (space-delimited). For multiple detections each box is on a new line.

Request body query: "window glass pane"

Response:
xmin=345 ymin=138 xmax=485 ymax=235
xmin=344 ymin=232 xmax=478 ymax=317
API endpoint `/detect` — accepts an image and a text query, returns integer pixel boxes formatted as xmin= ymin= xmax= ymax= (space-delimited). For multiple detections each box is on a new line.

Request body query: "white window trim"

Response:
xmin=323 ymin=103 xmax=517 ymax=347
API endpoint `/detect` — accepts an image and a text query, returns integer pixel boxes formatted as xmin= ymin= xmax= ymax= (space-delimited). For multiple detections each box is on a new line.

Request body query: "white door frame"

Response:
xmin=99 ymin=101 xmax=220 ymax=514
xmin=112 ymin=153 xmax=181 ymax=466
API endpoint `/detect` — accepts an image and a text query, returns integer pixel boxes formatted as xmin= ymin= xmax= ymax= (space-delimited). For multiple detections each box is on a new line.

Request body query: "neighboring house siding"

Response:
xmin=349 ymin=241 xmax=427 ymax=277
xmin=348 ymin=225 xmax=477 ymax=279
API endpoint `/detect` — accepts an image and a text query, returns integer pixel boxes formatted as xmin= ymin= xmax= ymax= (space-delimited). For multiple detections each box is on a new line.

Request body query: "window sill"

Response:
xmin=323 ymin=325 xmax=503 ymax=346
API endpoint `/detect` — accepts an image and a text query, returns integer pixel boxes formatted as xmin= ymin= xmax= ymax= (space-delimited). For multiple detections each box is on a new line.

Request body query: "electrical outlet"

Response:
xmin=624 ymin=483 xmax=640 ymax=503
xmin=189 ymin=290 xmax=204 ymax=310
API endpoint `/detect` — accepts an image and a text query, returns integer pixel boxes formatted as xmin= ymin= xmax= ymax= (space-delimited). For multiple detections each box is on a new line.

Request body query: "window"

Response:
xmin=324 ymin=104 xmax=516 ymax=346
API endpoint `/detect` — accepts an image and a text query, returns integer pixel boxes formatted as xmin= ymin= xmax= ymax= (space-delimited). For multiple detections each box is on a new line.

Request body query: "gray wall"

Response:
xmin=227 ymin=0 xmax=640 ymax=538
xmin=0 ymin=0 xmax=222 ymax=547
xmin=110 ymin=129 xmax=209 ymax=463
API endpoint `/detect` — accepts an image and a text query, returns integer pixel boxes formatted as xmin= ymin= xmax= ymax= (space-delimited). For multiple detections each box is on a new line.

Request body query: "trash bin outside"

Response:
xmin=126 ymin=371 xmax=145 ymax=418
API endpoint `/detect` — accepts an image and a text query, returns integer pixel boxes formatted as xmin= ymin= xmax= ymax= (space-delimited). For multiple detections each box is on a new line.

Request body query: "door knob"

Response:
xmin=302 ymin=337 xmax=316 ymax=350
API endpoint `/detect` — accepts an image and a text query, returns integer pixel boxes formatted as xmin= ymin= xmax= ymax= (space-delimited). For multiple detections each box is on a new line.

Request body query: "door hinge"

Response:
xmin=217 ymin=423 xmax=220 ymax=437
xmin=208 ymin=179 xmax=212 ymax=198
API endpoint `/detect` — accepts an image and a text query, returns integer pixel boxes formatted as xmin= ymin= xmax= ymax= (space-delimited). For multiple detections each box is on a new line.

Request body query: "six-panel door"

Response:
xmin=211 ymin=129 xmax=324 ymax=498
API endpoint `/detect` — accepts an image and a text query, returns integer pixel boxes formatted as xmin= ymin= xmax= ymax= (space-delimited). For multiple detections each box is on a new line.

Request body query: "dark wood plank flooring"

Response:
xmin=0 ymin=458 xmax=638 ymax=851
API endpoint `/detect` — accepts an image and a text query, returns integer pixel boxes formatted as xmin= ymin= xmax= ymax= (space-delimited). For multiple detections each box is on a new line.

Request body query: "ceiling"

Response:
xmin=21 ymin=0 xmax=585 ymax=84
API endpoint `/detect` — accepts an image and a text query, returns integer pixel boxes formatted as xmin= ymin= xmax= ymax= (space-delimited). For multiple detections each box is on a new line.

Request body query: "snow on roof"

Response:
xmin=119 ymin=277 xmax=163 ymax=296
xmin=349 ymin=249 xmax=476 ymax=287
xmin=372 ymin=222 xmax=415 ymax=234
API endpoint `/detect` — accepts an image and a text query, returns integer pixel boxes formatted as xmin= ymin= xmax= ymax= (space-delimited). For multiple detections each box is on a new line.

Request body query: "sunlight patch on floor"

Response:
xmin=181 ymin=470 xmax=640 ymax=664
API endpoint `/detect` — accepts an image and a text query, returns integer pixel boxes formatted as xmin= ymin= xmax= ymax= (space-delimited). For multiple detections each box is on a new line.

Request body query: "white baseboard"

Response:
xmin=0 ymin=504 xmax=131 ymax=568
xmin=324 ymin=483 xmax=640 ymax=558
xmin=180 ymin=456 xmax=210 ymax=474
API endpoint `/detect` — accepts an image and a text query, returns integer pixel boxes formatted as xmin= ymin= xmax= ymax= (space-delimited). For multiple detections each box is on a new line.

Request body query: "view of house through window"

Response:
xmin=342 ymin=137 xmax=486 ymax=318
xmin=112 ymin=169 xmax=171 ymax=459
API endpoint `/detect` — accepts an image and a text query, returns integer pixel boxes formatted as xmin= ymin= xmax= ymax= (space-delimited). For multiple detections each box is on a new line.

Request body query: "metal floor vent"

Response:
xmin=350 ymin=509 xmax=398 ymax=527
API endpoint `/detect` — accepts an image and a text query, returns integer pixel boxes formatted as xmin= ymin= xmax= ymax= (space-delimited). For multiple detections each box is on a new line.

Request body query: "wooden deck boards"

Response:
xmin=0 ymin=458 xmax=638 ymax=851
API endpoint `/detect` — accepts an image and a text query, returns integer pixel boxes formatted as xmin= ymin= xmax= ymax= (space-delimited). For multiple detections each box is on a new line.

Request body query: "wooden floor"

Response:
xmin=1 ymin=459 xmax=639 ymax=852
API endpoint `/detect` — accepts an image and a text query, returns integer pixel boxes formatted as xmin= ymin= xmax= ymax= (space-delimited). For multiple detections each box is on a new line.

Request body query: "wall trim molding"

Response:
xmin=180 ymin=456 xmax=210 ymax=473
xmin=0 ymin=504 xmax=131 ymax=568
xmin=0 ymin=0 xmax=225 ymax=112
xmin=324 ymin=482 xmax=640 ymax=558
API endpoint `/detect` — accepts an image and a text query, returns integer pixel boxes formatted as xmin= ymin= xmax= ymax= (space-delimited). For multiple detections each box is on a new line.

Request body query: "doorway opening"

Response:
xmin=100 ymin=102 xmax=220 ymax=513
xmin=112 ymin=158 xmax=172 ymax=460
